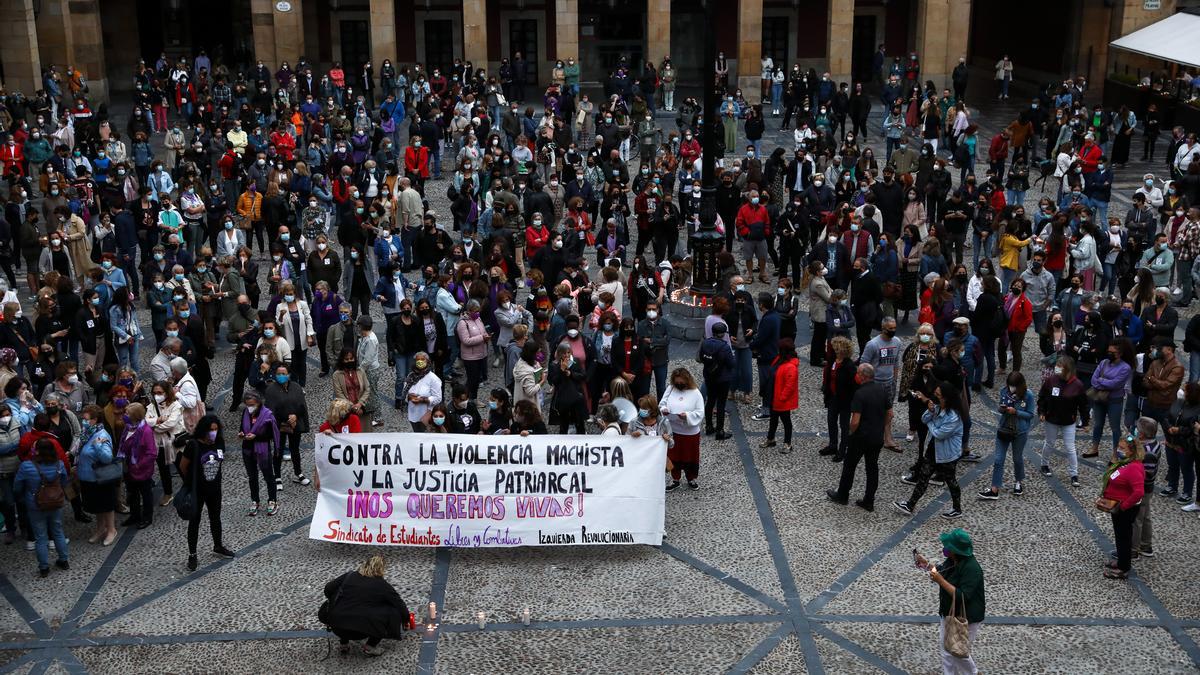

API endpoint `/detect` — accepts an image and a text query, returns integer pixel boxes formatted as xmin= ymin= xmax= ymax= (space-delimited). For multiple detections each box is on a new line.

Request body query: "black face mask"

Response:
xmin=1156 ymin=297 xmax=1166 ymax=306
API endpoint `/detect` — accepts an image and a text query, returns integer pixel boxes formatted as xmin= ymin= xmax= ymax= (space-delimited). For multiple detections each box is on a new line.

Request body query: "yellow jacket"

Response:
xmin=237 ymin=191 xmax=262 ymax=222
xmin=998 ymin=233 xmax=1031 ymax=270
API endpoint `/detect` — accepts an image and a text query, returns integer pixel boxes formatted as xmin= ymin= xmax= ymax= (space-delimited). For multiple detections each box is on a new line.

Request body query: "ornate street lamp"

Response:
xmin=689 ymin=0 xmax=723 ymax=297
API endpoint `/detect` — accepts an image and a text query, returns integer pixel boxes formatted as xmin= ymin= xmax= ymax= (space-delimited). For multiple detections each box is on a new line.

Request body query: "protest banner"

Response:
xmin=310 ymin=432 xmax=667 ymax=548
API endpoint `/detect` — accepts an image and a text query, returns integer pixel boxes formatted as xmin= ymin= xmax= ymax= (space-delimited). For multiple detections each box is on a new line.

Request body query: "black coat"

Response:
xmin=322 ymin=572 xmax=408 ymax=639
xmin=850 ymin=271 xmax=883 ymax=329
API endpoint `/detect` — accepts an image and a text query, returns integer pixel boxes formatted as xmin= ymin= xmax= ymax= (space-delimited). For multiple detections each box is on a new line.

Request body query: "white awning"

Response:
xmin=1110 ymin=12 xmax=1200 ymax=69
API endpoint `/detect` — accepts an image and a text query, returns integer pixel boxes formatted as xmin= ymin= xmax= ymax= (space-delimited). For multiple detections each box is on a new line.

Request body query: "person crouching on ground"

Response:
xmin=321 ymin=554 xmax=410 ymax=656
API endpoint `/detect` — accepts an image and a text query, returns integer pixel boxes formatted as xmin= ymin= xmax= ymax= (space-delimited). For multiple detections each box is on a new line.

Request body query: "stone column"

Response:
xmin=0 ymin=0 xmax=41 ymax=96
xmin=462 ymin=0 xmax=488 ymax=70
xmin=250 ymin=0 xmax=305 ymax=71
xmin=67 ymin=0 xmax=108 ymax=102
xmin=827 ymin=0 xmax=854 ymax=84
xmin=250 ymin=0 xmax=279 ymax=72
xmin=736 ymin=0 xmax=763 ymax=103
xmin=944 ymin=0 xmax=971 ymax=90
xmin=914 ymin=0 xmax=951 ymax=88
xmin=273 ymin=0 xmax=305 ymax=67
xmin=556 ymin=0 xmax=579 ymax=62
xmin=646 ymin=0 xmax=669 ymax=64
xmin=369 ymin=0 xmax=396 ymax=70
xmin=35 ymin=0 xmax=74 ymax=71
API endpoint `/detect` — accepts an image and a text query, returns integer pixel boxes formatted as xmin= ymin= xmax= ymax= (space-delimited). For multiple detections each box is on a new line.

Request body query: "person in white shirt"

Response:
xmin=401 ymin=352 xmax=442 ymax=431
xmin=1134 ymin=173 xmax=1164 ymax=209
xmin=660 ymin=368 xmax=705 ymax=492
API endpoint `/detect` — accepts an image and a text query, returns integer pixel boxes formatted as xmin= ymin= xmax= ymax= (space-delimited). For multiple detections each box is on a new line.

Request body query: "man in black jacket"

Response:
xmin=870 ymin=167 xmax=905 ymax=238
xmin=849 ymin=257 xmax=882 ymax=354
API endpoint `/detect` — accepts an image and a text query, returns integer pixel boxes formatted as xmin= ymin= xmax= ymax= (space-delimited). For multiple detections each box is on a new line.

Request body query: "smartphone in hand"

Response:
xmin=912 ymin=548 xmax=930 ymax=571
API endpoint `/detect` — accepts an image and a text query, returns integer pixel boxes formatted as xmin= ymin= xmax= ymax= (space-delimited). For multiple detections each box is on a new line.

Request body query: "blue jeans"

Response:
xmin=1190 ymin=351 xmax=1200 ymax=384
xmin=979 ymin=335 xmax=996 ymax=385
xmin=445 ymin=332 xmax=460 ymax=378
xmin=1005 ymin=190 xmax=1027 ymax=210
xmin=734 ymin=348 xmax=753 ymax=394
xmin=771 ymin=83 xmax=783 ymax=110
xmin=1000 ymin=78 xmax=1010 ymax=98
xmin=1101 ymin=262 xmax=1118 ymax=297
xmin=1091 ymin=396 xmax=1125 ymax=448
xmin=1000 ymin=267 xmax=1018 ymax=290
xmin=1092 ymin=201 xmax=1109 ymax=228
xmin=28 ymin=506 xmax=68 ymax=570
xmin=116 ymin=340 xmax=139 ymax=369
xmin=991 ymin=432 xmax=1028 ymax=488
xmin=972 ymin=232 xmax=994 ymax=269
xmin=653 ymin=364 xmax=668 ymax=401
xmin=393 ymin=352 xmax=413 ymax=401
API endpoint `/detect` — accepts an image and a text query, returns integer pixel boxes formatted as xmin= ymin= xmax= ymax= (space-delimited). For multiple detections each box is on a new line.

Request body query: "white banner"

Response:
xmin=310 ymin=433 xmax=667 ymax=547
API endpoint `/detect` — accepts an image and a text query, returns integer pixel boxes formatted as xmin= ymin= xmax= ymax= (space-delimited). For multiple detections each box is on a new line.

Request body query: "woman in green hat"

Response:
xmin=915 ymin=528 xmax=985 ymax=674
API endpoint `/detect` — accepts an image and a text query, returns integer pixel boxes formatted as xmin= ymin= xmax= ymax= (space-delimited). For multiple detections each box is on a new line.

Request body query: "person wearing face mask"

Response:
xmin=1097 ymin=433 xmax=1148 ymax=580
xmin=1139 ymin=288 xmax=1178 ymax=354
xmin=263 ymin=363 xmax=312 ymax=489
xmin=909 ymin=528 xmax=987 ymax=670
xmin=118 ymin=402 xmax=158 ymax=530
xmin=331 ymin=347 xmax=373 ymax=428
xmin=145 ymin=381 xmax=184 ymax=508
xmin=1035 ymin=356 xmax=1089 ymax=487
xmin=548 ymin=342 xmax=589 ymax=433
xmin=177 ymin=414 xmax=233 ymax=571
xmin=442 ymin=382 xmax=482 ymax=435
xmin=1083 ymin=339 xmax=1136 ymax=460
xmin=452 ymin=299 xmax=489 ymax=401
xmin=895 ymin=379 xmax=966 ymax=519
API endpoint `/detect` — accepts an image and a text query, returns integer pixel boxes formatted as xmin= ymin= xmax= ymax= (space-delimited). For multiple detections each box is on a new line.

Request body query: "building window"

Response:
xmin=340 ymin=20 xmax=370 ymax=74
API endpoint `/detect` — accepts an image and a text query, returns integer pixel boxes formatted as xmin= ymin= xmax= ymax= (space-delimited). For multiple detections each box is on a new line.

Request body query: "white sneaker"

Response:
xmin=905 ymin=432 xmax=915 ymax=442
xmin=1183 ymin=502 xmax=1200 ymax=512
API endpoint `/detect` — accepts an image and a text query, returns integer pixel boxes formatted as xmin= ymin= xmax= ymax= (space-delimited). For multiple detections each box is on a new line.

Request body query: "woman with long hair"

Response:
xmin=894 ymin=380 xmax=965 ymax=518
xmin=762 ymin=339 xmax=799 ymax=454
xmin=978 ymin=371 xmax=1036 ymax=500
xmin=178 ymin=414 xmax=234 ymax=571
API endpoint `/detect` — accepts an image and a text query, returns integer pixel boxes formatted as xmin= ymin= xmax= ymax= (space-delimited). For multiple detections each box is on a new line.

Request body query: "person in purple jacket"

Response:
xmin=310 ymin=280 xmax=346 ymax=377
xmin=238 ymin=391 xmax=280 ymax=517
xmin=120 ymin=403 xmax=159 ymax=530
xmin=1085 ymin=338 xmax=1135 ymax=458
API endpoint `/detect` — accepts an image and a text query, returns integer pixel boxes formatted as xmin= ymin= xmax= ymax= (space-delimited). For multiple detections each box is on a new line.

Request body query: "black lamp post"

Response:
xmin=688 ymin=0 xmax=724 ymax=296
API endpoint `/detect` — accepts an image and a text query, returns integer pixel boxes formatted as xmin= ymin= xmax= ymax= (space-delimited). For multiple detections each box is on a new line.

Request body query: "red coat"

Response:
xmin=332 ymin=176 xmax=354 ymax=204
xmin=405 ymin=146 xmax=430 ymax=178
xmin=771 ymin=356 xmax=799 ymax=411
xmin=1003 ymin=292 xmax=1033 ymax=332
xmin=174 ymin=82 xmax=195 ymax=108
xmin=0 ymin=144 xmax=25 ymax=177
xmin=18 ymin=430 xmax=69 ymax=468
xmin=735 ymin=203 xmax=771 ymax=239
xmin=987 ymin=134 xmax=1009 ymax=162
xmin=1078 ymin=142 xmax=1102 ymax=173
xmin=270 ymin=131 xmax=296 ymax=161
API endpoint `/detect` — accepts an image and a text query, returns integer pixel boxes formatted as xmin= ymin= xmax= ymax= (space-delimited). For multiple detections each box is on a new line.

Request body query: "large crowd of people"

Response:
xmin=0 ymin=48 xmax=1194 ymax=646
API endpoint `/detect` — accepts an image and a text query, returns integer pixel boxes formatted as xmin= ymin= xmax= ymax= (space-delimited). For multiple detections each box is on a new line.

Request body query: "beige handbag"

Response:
xmin=943 ymin=590 xmax=971 ymax=658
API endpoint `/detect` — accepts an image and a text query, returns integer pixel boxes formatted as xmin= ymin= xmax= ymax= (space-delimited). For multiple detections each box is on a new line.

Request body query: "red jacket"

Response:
xmin=405 ymin=146 xmax=430 ymax=178
xmin=1003 ymin=292 xmax=1033 ymax=332
xmin=678 ymin=138 xmax=701 ymax=165
xmin=332 ymin=176 xmax=354 ymax=204
xmin=270 ymin=131 xmax=296 ymax=161
xmin=988 ymin=134 xmax=1009 ymax=162
xmin=1078 ymin=142 xmax=1102 ymax=173
xmin=525 ymin=224 xmax=551 ymax=258
xmin=174 ymin=82 xmax=195 ymax=108
xmin=0 ymin=144 xmax=25 ymax=177
xmin=735 ymin=203 xmax=771 ymax=240
xmin=18 ymin=430 xmax=69 ymax=468
xmin=771 ymin=356 xmax=799 ymax=411
xmin=218 ymin=150 xmax=239 ymax=180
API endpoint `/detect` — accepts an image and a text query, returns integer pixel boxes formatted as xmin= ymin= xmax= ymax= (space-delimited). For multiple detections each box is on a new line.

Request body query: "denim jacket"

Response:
xmin=997 ymin=387 xmax=1037 ymax=436
xmin=921 ymin=407 xmax=963 ymax=463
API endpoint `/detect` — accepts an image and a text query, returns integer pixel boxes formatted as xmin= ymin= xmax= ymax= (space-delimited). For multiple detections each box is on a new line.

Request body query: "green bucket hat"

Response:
xmin=939 ymin=528 xmax=974 ymax=557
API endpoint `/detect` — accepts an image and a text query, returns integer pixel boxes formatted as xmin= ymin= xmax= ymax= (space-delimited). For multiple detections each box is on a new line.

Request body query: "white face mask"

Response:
xmin=646 ymin=310 xmax=658 ymax=320
xmin=154 ymin=394 xmax=166 ymax=404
